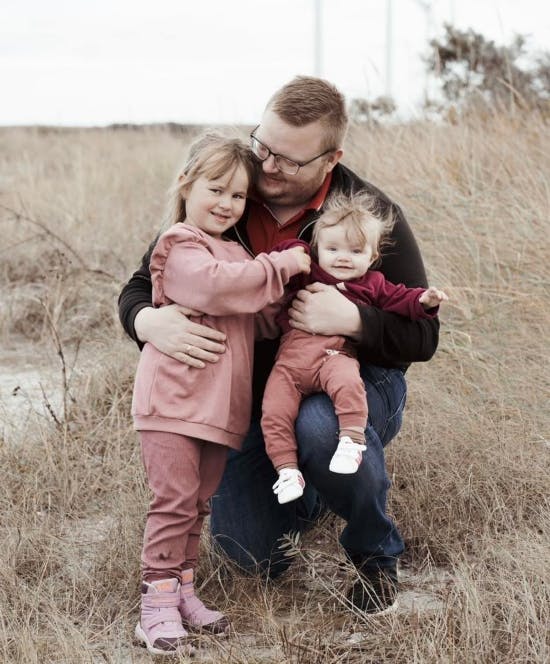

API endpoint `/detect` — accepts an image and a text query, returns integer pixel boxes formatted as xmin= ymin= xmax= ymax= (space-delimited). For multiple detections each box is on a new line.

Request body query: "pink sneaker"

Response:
xmin=179 ymin=569 xmax=230 ymax=636
xmin=135 ymin=578 xmax=194 ymax=656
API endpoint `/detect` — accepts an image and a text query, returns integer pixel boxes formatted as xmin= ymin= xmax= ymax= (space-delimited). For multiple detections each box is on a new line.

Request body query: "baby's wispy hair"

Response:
xmin=312 ymin=191 xmax=394 ymax=261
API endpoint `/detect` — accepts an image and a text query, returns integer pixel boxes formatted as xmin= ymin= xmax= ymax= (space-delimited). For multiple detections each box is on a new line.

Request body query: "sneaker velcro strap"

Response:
xmin=145 ymin=595 xmax=180 ymax=608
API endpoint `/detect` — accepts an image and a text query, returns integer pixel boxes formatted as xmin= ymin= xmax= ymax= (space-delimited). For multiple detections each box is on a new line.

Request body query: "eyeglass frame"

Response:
xmin=249 ymin=126 xmax=334 ymax=175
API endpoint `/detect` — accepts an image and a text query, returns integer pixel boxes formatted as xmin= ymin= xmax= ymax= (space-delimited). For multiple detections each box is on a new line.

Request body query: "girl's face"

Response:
xmin=183 ymin=164 xmax=249 ymax=239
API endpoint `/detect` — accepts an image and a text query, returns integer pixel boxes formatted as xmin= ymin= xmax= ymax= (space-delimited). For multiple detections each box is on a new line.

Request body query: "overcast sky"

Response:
xmin=1 ymin=0 xmax=549 ymax=126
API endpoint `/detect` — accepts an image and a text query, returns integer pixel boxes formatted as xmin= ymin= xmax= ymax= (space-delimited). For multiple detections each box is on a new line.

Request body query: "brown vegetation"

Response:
xmin=0 ymin=113 xmax=548 ymax=662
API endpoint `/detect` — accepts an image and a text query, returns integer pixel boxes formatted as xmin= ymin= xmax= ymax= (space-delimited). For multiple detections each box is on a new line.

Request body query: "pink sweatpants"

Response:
xmin=140 ymin=430 xmax=228 ymax=582
xmin=262 ymin=330 xmax=368 ymax=469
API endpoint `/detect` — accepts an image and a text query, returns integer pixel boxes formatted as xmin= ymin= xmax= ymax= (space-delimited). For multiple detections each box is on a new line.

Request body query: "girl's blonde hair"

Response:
xmin=164 ymin=131 xmax=256 ymax=228
xmin=311 ymin=191 xmax=394 ymax=261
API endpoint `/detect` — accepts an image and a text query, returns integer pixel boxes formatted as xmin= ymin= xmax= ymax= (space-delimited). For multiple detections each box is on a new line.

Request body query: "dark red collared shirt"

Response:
xmin=247 ymin=173 xmax=333 ymax=255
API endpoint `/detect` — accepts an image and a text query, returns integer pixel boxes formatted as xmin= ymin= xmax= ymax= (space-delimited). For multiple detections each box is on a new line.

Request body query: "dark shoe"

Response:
xmin=348 ymin=565 xmax=398 ymax=615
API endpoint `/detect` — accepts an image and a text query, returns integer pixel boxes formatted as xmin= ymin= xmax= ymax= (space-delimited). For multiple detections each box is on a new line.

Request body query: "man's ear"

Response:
xmin=325 ymin=148 xmax=344 ymax=173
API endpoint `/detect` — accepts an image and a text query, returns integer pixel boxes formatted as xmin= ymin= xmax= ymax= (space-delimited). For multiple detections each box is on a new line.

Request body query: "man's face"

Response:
xmin=253 ymin=109 xmax=342 ymax=209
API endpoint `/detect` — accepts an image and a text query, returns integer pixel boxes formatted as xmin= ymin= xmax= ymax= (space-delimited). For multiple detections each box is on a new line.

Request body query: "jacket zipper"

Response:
xmin=232 ymin=224 xmax=255 ymax=257
xmin=298 ymin=218 xmax=318 ymax=241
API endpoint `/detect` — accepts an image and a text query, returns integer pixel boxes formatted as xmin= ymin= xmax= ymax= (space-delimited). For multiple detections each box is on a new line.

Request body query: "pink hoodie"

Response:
xmin=132 ymin=224 xmax=301 ymax=449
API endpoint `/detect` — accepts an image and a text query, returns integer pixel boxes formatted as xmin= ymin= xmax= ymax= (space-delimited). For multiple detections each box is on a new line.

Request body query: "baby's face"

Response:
xmin=316 ymin=224 xmax=374 ymax=281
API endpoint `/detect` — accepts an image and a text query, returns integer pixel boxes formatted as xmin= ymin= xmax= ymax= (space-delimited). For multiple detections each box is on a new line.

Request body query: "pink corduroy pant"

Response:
xmin=262 ymin=330 xmax=368 ymax=470
xmin=139 ymin=430 xmax=227 ymax=582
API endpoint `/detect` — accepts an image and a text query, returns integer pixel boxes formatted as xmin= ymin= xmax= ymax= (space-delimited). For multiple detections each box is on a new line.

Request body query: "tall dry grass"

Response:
xmin=0 ymin=114 xmax=548 ymax=663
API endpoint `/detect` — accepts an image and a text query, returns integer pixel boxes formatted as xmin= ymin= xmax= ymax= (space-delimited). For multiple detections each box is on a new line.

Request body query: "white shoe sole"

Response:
xmin=277 ymin=486 xmax=304 ymax=504
xmin=135 ymin=622 xmax=194 ymax=657
xmin=329 ymin=460 xmax=360 ymax=474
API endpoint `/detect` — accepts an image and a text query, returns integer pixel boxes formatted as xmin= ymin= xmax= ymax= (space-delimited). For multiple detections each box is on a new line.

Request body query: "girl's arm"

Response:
xmin=155 ymin=227 xmax=306 ymax=316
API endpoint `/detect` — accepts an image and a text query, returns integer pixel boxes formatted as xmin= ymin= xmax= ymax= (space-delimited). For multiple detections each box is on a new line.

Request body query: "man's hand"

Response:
xmin=288 ymin=282 xmax=362 ymax=339
xmin=134 ymin=304 xmax=226 ymax=368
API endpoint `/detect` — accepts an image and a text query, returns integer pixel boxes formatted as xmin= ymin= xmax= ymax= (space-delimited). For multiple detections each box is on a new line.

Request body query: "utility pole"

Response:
xmin=411 ymin=0 xmax=434 ymax=103
xmin=314 ymin=0 xmax=323 ymax=76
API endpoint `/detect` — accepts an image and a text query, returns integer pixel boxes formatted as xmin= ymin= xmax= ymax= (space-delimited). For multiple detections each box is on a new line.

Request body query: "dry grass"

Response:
xmin=0 ymin=114 xmax=548 ymax=663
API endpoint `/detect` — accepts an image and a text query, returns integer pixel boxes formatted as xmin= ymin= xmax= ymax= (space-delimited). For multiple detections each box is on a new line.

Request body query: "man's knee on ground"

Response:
xmin=211 ymin=532 xmax=293 ymax=580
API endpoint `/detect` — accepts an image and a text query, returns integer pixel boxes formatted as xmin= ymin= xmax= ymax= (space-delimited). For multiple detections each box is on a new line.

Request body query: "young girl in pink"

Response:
xmin=131 ymin=133 xmax=310 ymax=656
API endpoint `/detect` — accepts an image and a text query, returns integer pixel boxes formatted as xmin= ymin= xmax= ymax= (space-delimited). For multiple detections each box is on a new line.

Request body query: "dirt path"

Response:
xmin=0 ymin=336 xmax=77 ymax=441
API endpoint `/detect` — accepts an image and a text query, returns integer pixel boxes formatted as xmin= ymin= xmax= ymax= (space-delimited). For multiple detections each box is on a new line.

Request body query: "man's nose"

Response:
xmin=262 ymin=154 xmax=280 ymax=174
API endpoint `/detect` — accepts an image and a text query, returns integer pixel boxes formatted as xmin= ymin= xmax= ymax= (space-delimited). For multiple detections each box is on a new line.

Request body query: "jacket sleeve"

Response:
xmin=367 ymin=272 xmax=438 ymax=321
xmin=354 ymin=203 xmax=440 ymax=367
xmin=155 ymin=230 xmax=302 ymax=316
xmin=117 ymin=238 xmax=156 ymax=347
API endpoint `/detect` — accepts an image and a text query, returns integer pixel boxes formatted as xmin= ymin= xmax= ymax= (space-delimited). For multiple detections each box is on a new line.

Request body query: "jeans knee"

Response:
xmin=295 ymin=393 xmax=338 ymax=457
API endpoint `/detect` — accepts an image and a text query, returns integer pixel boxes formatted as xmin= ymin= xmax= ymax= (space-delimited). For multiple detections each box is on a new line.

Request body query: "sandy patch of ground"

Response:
xmin=0 ymin=337 xmax=66 ymax=441
xmin=0 ymin=335 xmax=99 ymax=442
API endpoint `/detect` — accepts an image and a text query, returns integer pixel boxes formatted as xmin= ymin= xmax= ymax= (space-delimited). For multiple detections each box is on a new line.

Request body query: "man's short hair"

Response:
xmin=266 ymin=76 xmax=349 ymax=150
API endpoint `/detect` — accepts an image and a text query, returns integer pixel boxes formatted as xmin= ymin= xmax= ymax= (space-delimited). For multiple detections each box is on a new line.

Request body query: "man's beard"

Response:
xmin=255 ymin=170 xmax=325 ymax=208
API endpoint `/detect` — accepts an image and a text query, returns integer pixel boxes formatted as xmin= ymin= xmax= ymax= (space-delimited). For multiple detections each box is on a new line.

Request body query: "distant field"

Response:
xmin=0 ymin=114 xmax=548 ymax=663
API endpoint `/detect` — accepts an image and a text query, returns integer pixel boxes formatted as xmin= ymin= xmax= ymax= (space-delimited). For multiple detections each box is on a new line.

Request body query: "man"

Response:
xmin=118 ymin=76 xmax=439 ymax=615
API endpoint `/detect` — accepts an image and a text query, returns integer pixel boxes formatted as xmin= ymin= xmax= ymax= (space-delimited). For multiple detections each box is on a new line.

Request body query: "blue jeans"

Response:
xmin=210 ymin=365 xmax=407 ymax=578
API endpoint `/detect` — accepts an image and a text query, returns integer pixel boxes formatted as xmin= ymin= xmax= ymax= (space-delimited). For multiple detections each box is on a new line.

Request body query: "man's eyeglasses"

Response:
xmin=249 ymin=127 xmax=333 ymax=176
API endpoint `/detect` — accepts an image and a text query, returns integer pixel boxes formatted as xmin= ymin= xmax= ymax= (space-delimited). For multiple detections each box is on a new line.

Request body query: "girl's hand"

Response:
xmin=286 ymin=246 xmax=311 ymax=274
xmin=419 ymin=287 xmax=449 ymax=309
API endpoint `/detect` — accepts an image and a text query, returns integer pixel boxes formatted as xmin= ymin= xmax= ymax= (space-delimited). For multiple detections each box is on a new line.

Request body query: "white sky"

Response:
xmin=1 ymin=0 xmax=549 ymax=126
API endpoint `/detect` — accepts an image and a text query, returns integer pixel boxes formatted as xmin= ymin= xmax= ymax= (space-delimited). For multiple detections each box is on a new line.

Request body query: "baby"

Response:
xmin=261 ymin=191 xmax=448 ymax=504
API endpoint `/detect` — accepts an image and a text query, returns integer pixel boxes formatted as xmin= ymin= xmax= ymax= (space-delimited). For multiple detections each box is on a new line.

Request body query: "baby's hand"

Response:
xmin=419 ymin=286 xmax=449 ymax=309
xmin=287 ymin=246 xmax=311 ymax=274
